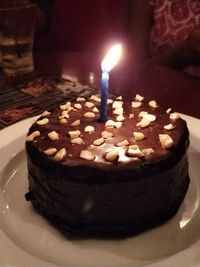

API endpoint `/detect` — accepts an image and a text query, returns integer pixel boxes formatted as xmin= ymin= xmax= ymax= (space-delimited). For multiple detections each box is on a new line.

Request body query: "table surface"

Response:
xmin=0 ymin=50 xmax=200 ymax=119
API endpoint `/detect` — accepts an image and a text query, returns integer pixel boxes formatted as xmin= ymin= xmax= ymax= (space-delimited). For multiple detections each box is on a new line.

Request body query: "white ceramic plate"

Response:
xmin=0 ymin=114 xmax=200 ymax=267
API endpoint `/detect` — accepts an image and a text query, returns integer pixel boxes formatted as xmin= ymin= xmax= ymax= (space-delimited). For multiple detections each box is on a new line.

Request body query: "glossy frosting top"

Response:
xmin=26 ymin=94 xmax=189 ymax=170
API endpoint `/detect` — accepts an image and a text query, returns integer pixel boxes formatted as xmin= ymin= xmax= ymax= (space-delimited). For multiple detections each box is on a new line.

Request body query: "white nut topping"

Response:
xmin=61 ymin=111 xmax=69 ymax=118
xmin=41 ymin=110 xmax=51 ymax=116
xmin=164 ymin=123 xmax=175 ymax=130
xmin=159 ymin=134 xmax=173 ymax=149
xmin=71 ymin=137 xmax=83 ymax=144
xmin=48 ymin=131 xmax=59 ymax=141
xmin=136 ymin=118 xmax=151 ymax=128
xmin=116 ymin=114 xmax=125 ymax=122
xmin=80 ymin=150 xmax=95 ymax=161
xmin=101 ymin=131 xmax=114 ymax=139
xmin=93 ymin=138 xmax=105 ymax=146
xmin=116 ymin=139 xmax=129 ymax=147
xmin=68 ymin=130 xmax=81 ymax=139
xmin=132 ymin=101 xmax=142 ymax=108
xmin=113 ymin=107 xmax=123 ymax=115
xmin=74 ymin=103 xmax=82 ymax=110
xmin=84 ymin=112 xmax=96 ymax=118
xmin=142 ymin=148 xmax=155 ymax=156
xmin=170 ymin=112 xmax=180 ymax=121
xmin=166 ymin=108 xmax=172 ymax=114
xmin=135 ymin=94 xmax=144 ymax=102
xmin=127 ymin=145 xmax=144 ymax=157
xmin=92 ymin=107 xmax=99 ymax=113
xmin=84 ymin=125 xmax=95 ymax=133
xmin=149 ymin=100 xmax=158 ymax=108
xmin=60 ymin=102 xmax=72 ymax=112
xmin=143 ymin=113 xmax=156 ymax=122
xmin=59 ymin=118 xmax=68 ymax=124
xmin=105 ymin=150 xmax=118 ymax=162
xmin=53 ymin=148 xmax=66 ymax=161
xmin=76 ymin=97 xmax=85 ymax=102
xmin=36 ymin=118 xmax=49 ymax=125
xmin=71 ymin=119 xmax=81 ymax=126
xmin=133 ymin=132 xmax=145 ymax=141
xmin=44 ymin=148 xmax=57 ymax=156
xmin=138 ymin=111 xmax=148 ymax=118
xmin=129 ymin=113 xmax=134 ymax=118
xmin=105 ymin=120 xmax=122 ymax=129
xmin=90 ymin=95 xmax=101 ymax=102
xmin=112 ymin=101 xmax=123 ymax=109
xmin=85 ymin=101 xmax=95 ymax=108
xmin=139 ymin=111 xmax=156 ymax=122
xmin=107 ymin=99 xmax=113 ymax=104
xmin=26 ymin=131 xmax=40 ymax=142
xmin=116 ymin=96 xmax=122 ymax=100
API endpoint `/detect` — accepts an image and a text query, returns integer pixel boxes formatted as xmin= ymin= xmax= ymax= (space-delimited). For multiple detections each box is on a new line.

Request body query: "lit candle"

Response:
xmin=99 ymin=44 xmax=122 ymax=122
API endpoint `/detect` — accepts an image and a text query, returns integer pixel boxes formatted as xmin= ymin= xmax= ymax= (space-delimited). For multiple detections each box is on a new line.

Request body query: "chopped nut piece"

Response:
xmin=92 ymin=107 xmax=99 ymax=113
xmin=71 ymin=137 xmax=83 ymax=144
xmin=133 ymin=132 xmax=145 ymax=141
xmin=26 ymin=131 xmax=40 ymax=142
xmin=48 ymin=131 xmax=59 ymax=141
xmin=142 ymin=148 xmax=155 ymax=156
xmin=80 ymin=150 xmax=95 ymax=161
xmin=105 ymin=150 xmax=118 ymax=162
xmin=170 ymin=112 xmax=180 ymax=121
xmin=74 ymin=103 xmax=82 ymax=110
xmin=113 ymin=107 xmax=123 ymax=115
xmin=166 ymin=108 xmax=172 ymax=114
xmin=127 ymin=145 xmax=144 ymax=157
xmin=107 ymin=99 xmax=113 ymax=104
xmin=76 ymin=97 xmax=85 ymax=102
xmin=41 ymin=110 xmax=51 ymax=116
xmin=116 ymin=139 xmax=129 ymax=147
xmin=112 ymin=101 xmax=123 ymax=109
xmin=132 ymin=101 xmax=142 ymax=108
xmin=36 ymin=118 xmax=49 ymax=125
xmin=143 ymin=113 xmax=156 ymax=122
xmin=129 ymin=113 xmax=134 ymax=118
xmin=84 ymin=125 xmax=95 ymax=133
xmin=53 ymin=148 xmax=66 ymax=161
xmin=149 ymin=100 xmax=158 ymax=108
xmin=61 ymin=111 xmax=69 ymax=118
xmin=135 ymin=94 xmax=144 ymax=102
xmin=60 ymin=104 xmax=67 ymax=111
xmin=44 ymin=148 xmax=57 ymax=156
xmin=105 ymin=120 xmax=122 ymax=129
xmin=159 ymin=134 xmax=173 ymax=149
xmin=68 ymin=130 xmax=81 ymax=139
xmin=101 ymin=130 xmax=114 ymax=139
xmin=139 ymin=111 xmax=156 ymax=122
xmin=90 ymin=95 xmax=101 ymax=102
xmin=136 ymin=118 xmax=151 ymax=128
xmin=164 ymin=123 xmax=175 ymax=130
xmin=116 ymin=114 xmax=125 ymax=122
xmin=71 ymin=119 xmax=81 ymax=126
xmin=116 ymin=96 xmax=122 ymax=100
xmin=85 ymin=101 xmax=95 ymax=108
xmin=138 ymin=111 xmax=148 ymax=118
xmin=93 ymin=138 xmax=105 ymax=146
xmin=84 ymin=112 xmax=96 ymax=118
xmin=59 ymin=118 xmax=68 ymax=124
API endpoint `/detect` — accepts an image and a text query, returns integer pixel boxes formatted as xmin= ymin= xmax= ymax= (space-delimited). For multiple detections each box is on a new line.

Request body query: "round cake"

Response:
xmin=25 ymin=94 xmax=190 ymax=237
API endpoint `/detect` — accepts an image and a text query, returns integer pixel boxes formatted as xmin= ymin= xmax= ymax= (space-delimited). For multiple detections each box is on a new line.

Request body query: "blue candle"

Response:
xmin=99 ymin=44 xmax=122 ymax=122
xmin=99 ymin=71 xmax=109 ymax=122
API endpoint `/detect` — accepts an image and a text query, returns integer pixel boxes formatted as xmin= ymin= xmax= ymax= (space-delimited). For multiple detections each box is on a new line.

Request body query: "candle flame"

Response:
xmin=101 ymin=44 xmax=122 ymax=73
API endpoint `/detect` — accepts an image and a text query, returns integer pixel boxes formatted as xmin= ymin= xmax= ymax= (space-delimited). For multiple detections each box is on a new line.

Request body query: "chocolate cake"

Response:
xmin=25 ymin=94 xmax=190 ymax=237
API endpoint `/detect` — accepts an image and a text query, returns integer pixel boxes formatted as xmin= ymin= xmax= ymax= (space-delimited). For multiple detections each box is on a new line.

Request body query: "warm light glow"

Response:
xmin=101 ymin=44 xmax=122 ymax=73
